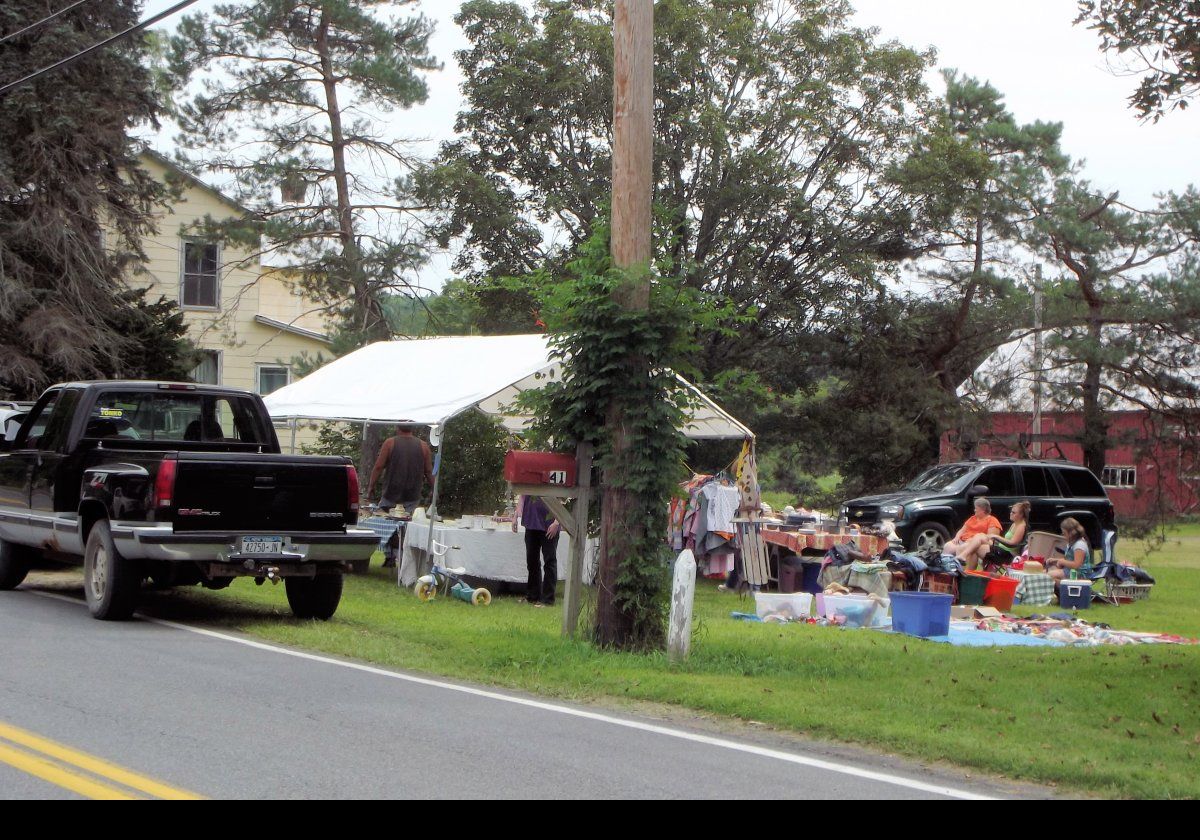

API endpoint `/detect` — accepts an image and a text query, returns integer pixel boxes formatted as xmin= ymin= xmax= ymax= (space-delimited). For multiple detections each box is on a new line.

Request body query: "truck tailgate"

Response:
xmin=169 ymin=452 xmax=352 ymax=532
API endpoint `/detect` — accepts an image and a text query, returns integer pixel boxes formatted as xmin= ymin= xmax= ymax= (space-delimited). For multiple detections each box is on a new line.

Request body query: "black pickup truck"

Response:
xmin=0 ymin=381 xmax=377 ymax=620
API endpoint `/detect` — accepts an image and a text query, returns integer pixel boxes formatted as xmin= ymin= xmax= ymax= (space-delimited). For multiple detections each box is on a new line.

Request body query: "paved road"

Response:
xmin=0 ymin=587 xmax=1019 ymax=800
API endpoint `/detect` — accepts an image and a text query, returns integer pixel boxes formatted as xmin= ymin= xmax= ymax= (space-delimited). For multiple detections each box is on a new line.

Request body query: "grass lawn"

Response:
xmin=120 ymin=526 xmax=1200 ymax=799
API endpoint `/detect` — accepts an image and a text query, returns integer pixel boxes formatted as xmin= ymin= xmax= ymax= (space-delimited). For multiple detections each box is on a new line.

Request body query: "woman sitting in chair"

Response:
xmin=1049 ymin=517 xmax=1091 ymax=581
xmin=945 ymin=497 xmax=1001 ymax=566
xmin=954 ymin=500 xmax=1030 ymax=571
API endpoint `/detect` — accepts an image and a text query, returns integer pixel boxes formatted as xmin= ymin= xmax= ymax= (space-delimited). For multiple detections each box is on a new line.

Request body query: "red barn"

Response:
xmin=942 ymin=410 xmax=1200 ymax=519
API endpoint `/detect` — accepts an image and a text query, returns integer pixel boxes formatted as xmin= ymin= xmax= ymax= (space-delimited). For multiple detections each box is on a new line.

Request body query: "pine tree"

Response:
xmin=167 ymin=0 xmax=438 ymax=348
xmin=0 ymin=0 xmax=170 ymax=397
xmin=167 ymin=0 xmax=439 ymax=470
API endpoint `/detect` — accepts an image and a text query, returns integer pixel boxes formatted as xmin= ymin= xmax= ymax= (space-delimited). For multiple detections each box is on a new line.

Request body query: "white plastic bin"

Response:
xmin=753 ymin=592 xmax=813 ymax=622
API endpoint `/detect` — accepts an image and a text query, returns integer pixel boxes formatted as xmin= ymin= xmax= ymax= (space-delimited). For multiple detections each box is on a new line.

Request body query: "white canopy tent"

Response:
xmin=263 ymin=334 xmax=753 ymax=440
xmin=265 ymin=335 xmax=752 ymax=624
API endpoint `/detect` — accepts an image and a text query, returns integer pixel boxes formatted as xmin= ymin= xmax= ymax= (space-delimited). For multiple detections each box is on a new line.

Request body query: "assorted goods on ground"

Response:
xmin=739 ymin=522 xmax=1192 ymax=647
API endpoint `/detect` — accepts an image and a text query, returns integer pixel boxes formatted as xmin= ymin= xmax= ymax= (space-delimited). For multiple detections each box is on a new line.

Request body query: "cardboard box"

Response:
xmin=951 ymin=605 xmax=1003 ymax=620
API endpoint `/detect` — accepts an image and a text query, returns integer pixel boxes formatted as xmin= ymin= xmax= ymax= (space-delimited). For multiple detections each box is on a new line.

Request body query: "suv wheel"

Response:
xmin=907 ymin=521 xmax=950 ymax=554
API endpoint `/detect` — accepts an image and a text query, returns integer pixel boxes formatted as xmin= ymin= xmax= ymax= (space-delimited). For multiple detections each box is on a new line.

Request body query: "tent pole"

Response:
xmin=289 ymin=419 xmax=297 ymax=454
xmin=422 ymin=425 xmax=444 ymax=574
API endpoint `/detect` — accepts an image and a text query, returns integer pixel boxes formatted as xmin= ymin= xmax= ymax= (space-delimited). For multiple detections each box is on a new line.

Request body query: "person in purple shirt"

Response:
xmin=512 ymin=495 xmax=560 ymax=606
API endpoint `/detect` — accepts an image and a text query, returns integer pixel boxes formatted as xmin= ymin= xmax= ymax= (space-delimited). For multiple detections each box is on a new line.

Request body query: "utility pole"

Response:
xmin=596 ymin=0 xmax=653 ymax=646
xmin=1032 ymin=267 xmax=1044 ymax=458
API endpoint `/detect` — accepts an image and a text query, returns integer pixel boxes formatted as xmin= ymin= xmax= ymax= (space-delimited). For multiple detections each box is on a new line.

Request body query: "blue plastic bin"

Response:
xmin=890 ymin=592 xmax=953 ymax=638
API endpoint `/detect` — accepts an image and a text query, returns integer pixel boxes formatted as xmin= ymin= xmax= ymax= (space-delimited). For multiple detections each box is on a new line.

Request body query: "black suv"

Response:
xmin=841 ymin=459 xmax=1117 ymax=552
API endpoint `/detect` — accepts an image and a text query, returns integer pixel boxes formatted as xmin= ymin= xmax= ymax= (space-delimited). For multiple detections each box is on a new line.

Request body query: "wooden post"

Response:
xmin=596 ymin=0 xmax=654 ymax=647
xmin=563 ymin=442 xmax=593 ymax=638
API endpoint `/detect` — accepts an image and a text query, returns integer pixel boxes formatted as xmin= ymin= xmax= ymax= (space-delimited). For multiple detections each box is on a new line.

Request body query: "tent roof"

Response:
xmin=263 ymin=334 xmax=752 ymax=440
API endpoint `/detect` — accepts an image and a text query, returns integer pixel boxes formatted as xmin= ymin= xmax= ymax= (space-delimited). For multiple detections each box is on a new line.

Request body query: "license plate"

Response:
xmin=241 ymin=536 xmax=283 ymax=555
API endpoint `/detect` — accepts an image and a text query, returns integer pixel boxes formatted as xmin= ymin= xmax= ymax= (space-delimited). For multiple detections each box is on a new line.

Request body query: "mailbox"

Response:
xmin=504 ymin=450 xmax=576 ymax=488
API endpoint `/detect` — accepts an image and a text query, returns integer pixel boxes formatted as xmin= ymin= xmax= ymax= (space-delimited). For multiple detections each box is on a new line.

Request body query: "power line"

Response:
xmin=0 ymin=0 xmax=200 ymax=98
xmin=0 ymin=0 xmax=94 ymax=45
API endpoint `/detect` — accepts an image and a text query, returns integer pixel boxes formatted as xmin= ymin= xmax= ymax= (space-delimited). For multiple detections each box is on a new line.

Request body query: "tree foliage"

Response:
xmin=1077 ymin=0 xmax=1200 ymax=121
xmin=1025 ymin=180 xmax=1200 ymax=475
xmin=0 ymin=0 xmax=177 ymax=397
xmin=513 ymin=228 xmax=729 ymax=648
xmin=424 ymin=0 xmax=934 ymax=387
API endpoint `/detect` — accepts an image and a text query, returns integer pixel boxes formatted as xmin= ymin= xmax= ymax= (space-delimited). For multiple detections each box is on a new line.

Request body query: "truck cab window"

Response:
xmin=18 ymin=390 xmax=79 ymax=451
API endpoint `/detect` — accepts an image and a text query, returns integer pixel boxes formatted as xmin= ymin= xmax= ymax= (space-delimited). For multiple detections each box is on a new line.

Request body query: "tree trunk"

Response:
xmin=1080 ymin=313 xmax=1108 ymax=477
xmin=315 ymin=9 xmax=391 ymax=475
xmin=596 ymin=0 xmax=654 ymax=648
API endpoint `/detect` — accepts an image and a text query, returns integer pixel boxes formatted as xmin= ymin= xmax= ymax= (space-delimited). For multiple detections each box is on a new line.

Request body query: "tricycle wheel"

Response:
xmin=471 ymin=587 xmax=492 ymax=606
xmin=414 ymin=578 xmax=437 ymax=602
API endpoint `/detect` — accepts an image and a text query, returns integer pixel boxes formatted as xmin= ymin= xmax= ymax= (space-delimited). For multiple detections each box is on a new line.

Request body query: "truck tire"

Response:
xmin=0 ymin=538 xmax=33 ymax=590
xmin=285 ymin=571 xmax=343 ymax=620
xmin=84 ymin=520 xmax=141 ymax=621
xmin=906 ymin=521 xmax=950 ymax=553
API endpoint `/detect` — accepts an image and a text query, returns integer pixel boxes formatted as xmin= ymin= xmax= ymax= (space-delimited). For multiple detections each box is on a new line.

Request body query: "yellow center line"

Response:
xmin=0 ymin=741 xmax=138 ymax=800
xmin=0 ymin=721 xmax=204 ymax=800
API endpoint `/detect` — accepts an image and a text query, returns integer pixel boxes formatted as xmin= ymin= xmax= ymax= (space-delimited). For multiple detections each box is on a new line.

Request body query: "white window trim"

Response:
xmin=1101 ymin=465 xmax=1137 ymax=489
xmin=255 ymin=363 xmax=292 ymax=395
xmin=190 ymin=349 xmax=223 ymax=386
xmin=179 ymin=237 xmax=222 ymax=312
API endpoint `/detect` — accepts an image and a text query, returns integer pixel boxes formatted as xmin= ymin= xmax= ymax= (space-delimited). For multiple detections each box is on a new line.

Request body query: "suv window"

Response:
xmin=1020 ymin=465 xmax=1053 ymax=497
xmin=977 ymin=466 xmax=1017 ymax=496
xmin=1056 ymin=467 xmax=1105 ymax=498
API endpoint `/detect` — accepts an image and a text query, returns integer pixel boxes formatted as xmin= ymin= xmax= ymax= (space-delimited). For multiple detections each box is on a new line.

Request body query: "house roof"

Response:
xmin=138 ymin=148 xmax=252 ymax=216
xmin=253 ymin=315 xmax=331 ymax=344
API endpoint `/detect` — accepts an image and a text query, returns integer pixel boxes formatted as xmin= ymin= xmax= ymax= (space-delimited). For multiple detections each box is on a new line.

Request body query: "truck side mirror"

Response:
xmin=969 ymin=485 xmax=989 ymax=496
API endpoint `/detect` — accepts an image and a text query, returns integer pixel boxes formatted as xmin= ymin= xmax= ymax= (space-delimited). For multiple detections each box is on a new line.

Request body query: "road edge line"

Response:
xmin=28 ymin=589 xmax=994 ymax=800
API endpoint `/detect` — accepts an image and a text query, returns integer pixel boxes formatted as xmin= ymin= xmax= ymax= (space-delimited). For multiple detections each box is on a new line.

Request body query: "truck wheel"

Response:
xmin=285 ymin=571 xmax=343 ymax=620
xmin=0 ymin=538 xmax=33 ymax=590
xmin=84 ymin=520 xmax=142 ymax=621
xmin=907 ymin=521 xmax=950 ymax=553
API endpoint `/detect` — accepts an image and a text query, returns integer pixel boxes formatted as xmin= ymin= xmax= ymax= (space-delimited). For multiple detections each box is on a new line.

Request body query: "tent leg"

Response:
xmin=422 ymin=434 xmax=444 ymax=577
xmin=289 ymin=419 xmax=297 ymax=454
xmin=562 ymin=442 xmax=593 ymax=639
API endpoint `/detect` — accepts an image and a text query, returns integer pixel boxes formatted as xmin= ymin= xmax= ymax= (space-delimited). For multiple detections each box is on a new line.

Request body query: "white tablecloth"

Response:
xmin=400 ymin=522 xmax=596 ymax=587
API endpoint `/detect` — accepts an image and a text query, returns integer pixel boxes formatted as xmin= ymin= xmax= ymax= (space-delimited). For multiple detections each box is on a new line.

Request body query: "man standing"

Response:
xmin=367 ymin=425 xmax=433 ymax=567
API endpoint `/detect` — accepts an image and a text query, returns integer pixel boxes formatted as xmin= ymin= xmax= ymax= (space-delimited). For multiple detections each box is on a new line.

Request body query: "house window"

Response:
xmin=256 ymin=365 xmax=291 ymax=395
xmin=1101 ymin=466 xmax=1137 ymax=489
xmin=182 ymin=239 xmax=220 ymax=308
xmin=189 ymin=350 xmax=220 ymax=385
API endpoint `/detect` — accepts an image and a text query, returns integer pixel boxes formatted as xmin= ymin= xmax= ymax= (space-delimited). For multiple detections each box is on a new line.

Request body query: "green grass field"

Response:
xmin=119 ymin=526 xmax=1200 ymax=799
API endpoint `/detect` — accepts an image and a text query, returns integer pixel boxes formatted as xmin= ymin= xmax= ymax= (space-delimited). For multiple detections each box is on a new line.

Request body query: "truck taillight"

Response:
xmin=154 ymin=457 xmax=177 ymax=508
xmin=346 ymin=465 xmax=360 ymax=513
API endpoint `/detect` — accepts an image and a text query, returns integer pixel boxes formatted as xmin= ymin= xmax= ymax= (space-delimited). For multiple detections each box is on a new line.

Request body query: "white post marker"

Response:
xmin=668 ymin=549 xmax=696 ymax=662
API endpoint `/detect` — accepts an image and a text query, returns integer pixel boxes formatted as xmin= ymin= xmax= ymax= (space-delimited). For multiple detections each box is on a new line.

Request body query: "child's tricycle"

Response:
xmin=413 ymin=540 xmax=492 ymax=606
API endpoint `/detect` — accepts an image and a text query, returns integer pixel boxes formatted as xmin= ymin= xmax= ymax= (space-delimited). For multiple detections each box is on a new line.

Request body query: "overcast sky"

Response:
xmin=144 ymin=0 xmax=1199 ymax=288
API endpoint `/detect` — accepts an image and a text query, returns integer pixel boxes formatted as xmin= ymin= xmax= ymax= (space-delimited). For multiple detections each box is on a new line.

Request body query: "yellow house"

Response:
xmin=133 ymin=151 xmax=334 ymax=402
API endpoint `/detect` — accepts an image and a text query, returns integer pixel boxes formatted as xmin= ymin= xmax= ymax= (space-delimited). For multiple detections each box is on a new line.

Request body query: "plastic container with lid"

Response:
xmin=753 ymin=592 xmax=813 ymax=622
